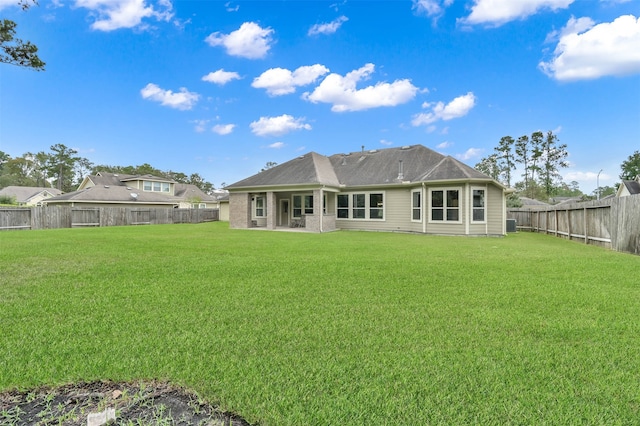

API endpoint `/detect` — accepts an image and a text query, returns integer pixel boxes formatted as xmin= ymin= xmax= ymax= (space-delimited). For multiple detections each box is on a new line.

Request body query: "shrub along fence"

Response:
xmin=508 ymin=195 xmax=640 ymax=255
xmin=0 ymin=206 xmax=219 ymax=231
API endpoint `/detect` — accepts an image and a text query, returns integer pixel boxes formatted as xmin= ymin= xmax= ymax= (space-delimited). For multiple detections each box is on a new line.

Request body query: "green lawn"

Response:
xmin=1 ymin=223 xmax=639 ymax=425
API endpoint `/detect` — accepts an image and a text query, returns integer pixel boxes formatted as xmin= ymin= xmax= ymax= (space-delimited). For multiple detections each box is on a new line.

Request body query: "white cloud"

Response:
xmin=437 ymin=141 xmax=453 ymax=149
xmin=250 ymin=114 xmax=311 ymax=137
xmin=456 ymin=148 xmax=483 ymax=161
xmin=380 ymin=139 xmax=393 ymax=146
xmin=205 ymin=22 xmax=274 ymax=59
xmin=268 ymin=142 xmax=285 ymax=149
xmin=212 ymin=124 xmax=235 ymax=135
xmin=412 ymin=92 xmax=476 ymax=126
xmin=202 ymin=69 xmax=241 ymax=85
xmin=460 ymin=0 xmax=574 ymax=27
xmin=412 ymin=0 xmax=453 ymax=19
xmin=224 ymin=1 xmax=239 ymax=12
xmin=140 ymin=83 xmax=199 ymax=110
xmin=308 ymin=16 xmax=348 ymax=36
xmin=540 ymin=15 xmax=640 ymax=81
xmin=303 ymin=63 xmax=419 ymax=112
xmin=252 ymin=65 xmax=330 ymax=96
xmin=192 ymin=119 xmax=209 ymax=133
xmin=74 ymin=0 xmax=174 ymax=31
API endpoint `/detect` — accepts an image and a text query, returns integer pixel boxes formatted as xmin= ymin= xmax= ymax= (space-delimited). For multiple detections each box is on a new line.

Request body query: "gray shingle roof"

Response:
xmin=45 ymin=185 xmax=176 ymax=204
xmin=0 ymin=186 xmax=62 ymax=202
xmin=622 ymin=179 xmax=640 ymax=195
xmin=227 ymin=144 xmax=499 ymax=189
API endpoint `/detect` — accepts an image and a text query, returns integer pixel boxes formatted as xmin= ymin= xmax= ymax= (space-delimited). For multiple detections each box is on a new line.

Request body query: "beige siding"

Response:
xmin=336 ymin=188 xmax=421 ymax=232
xmin=486 ymin=185 xmax=504 ymax=235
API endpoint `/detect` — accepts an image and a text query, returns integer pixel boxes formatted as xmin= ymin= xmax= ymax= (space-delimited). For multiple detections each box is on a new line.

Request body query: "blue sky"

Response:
xmin=1 ymin=0 xmax=639 ymax=193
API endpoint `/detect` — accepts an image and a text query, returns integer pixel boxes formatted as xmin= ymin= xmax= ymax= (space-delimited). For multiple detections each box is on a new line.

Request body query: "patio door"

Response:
xmin=279 ymin=199 xmax=289 ymax=227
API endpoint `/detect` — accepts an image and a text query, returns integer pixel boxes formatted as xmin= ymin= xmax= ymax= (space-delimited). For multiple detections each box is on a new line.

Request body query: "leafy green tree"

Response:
xmin=47 ymin=143 xmax=80 ymax=192
xmin=0 ymin=150 xmax=10 ymax=173
xmin=620 ymin=150 xmax=640 ymax=181
xmin=475 ymin=154 xmax=500 ymax=180
xmin=0 ymin=1 xmax=45 ymax=71
xmin=538 ymin=131 xmax=568 ymax=198
xmin=2 ymin=155 xmax=38 ymax=186
xmin=514 ymin=135 xmax=530 ymax=193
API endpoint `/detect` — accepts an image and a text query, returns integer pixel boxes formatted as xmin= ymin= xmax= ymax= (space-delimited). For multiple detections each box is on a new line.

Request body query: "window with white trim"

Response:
xmin=411 ymin=190 xmax=421 ymax=221
xmin=335 ymin=192 xmax=385 ymax=220
xmin=430 ymin=189 xmax=460 ymax=222
xmin=143 ymin=181 xmax=170 ymax=193
xmin=472 ymin=189 xmax=485 ymax=222
xmin=292 ymin=194 xmax=313 ymax=218
xmin=254 ymin=196 xmax=265 ymax=217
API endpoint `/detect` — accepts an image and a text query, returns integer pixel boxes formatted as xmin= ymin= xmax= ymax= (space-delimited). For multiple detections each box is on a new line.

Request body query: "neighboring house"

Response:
xmin=44 ymin=172 xmax=224 ymax=208
xmin=518 ymin=197 xmax=551 ymax=210
xmin=0 ymin=186 xmax=63 ymax=206
xmin=226 ymin=144 xmax=511 ymax=235
xmin=616 ymin=175 xmax=640 ymax=197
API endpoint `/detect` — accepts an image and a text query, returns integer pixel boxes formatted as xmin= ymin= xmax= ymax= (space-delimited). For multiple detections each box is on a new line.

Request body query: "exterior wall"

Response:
xmin=266 ymin=191 xmax=277 ymax=229
xmin=219 ymin=202 xmax=229 ymax=221
xmin=486 ymin=184 xmax=505 ymax=235
xmin=229 ymin=192 xmax=251 ymax=229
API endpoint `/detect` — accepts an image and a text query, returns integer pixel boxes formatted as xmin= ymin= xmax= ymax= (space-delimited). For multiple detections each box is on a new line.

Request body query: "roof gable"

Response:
xmin=226 ymin=152 xmax=339 ymax=189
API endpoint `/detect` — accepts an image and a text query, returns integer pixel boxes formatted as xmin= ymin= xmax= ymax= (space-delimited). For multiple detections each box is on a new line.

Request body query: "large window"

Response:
xmin=337 ymin=194 xmax=349 ymax=218
xmin=411 ymin=190 xmax=421 ymax=221
xmin=143 ymin=181 xmax=170 ymax=193
xmin=254 ymin=196 xmax=265 ymax=217
xmin=472 ymin=189 xmax=485 ymax=222
xmin=293 ymin=194 xmax=313 ymax=218
xmin=336 ymin=192 xmax=384 ymax=220
xmin=430 ymin=189 xmax=460 ymax=222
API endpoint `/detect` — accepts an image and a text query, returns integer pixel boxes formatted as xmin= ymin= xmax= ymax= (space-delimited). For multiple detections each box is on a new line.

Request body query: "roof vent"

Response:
xmin=131 ymin=193 xmax=138 ymax=200
xmin=397 ymin=160 xmax=404 ymax=180
xmin=104 ymin=185 xmax=110 ymax=188
xmin=341 ymin=155 xmax=347 ymax=166
xmin=369 ymin=149 xmax=378 ymax=153
xmin=401 ymin=145 xmax=411 ymax=150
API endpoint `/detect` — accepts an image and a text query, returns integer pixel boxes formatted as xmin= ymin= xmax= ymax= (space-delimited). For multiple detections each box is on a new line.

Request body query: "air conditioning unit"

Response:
xmin=506 ymin=219 xmax=517 ymax=233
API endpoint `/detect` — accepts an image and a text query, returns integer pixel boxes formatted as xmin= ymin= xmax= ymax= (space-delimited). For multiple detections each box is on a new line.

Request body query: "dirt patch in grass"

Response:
xmin=0 ymin=380 xmax=252 ymax=425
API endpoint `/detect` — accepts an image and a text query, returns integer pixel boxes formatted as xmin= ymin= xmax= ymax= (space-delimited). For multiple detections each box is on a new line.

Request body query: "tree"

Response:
xmin=0 ymin=1 xmax=45 ymax=71
xmin=46 ymin=143 xmax=79 ymax=192
xmin=495 ymin=136 xmax=515 ymax=186
xmin=539 ymin=130 xmax=568 ymax=198
xmin=514 ymin=135 xmax=530 ymax=192
xmin=620 ymin=150 xmax=640 ymax=181
xmin=474 ymin=154 xmax=500 ymax=180
xmin=261 ymin=161 xmax=278 ymax=172
xmin=0 ymin=150 xmax=9 ymax=174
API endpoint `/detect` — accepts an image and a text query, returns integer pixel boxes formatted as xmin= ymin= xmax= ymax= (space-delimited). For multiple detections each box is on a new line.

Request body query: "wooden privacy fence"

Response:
xmin=508 ymin=195 xmax=640 ymax=255
xmin=0 ymin=206 xmax=219 ymax=231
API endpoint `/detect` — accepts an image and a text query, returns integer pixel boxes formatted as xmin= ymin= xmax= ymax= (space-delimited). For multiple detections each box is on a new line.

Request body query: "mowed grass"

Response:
xmin=1 ymin=222 xmax=639 ymax=425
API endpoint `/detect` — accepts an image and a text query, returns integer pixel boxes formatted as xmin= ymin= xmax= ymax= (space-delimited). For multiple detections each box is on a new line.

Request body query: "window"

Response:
xmin=323 ymin=194 xmax=327 ymax=215
xmin=412 ymin=190 xmax=421 ymax=221
xmin=143 ymin=181 xmax=171 ymax=193
xmin=255 ymin=196 xmax=265 ymax=217
xmin=293 ymin=194 xmax=313 ymax=218
xmin=353 ymin=194 xmax=365 ymax=218
xmin=430 ymin=189 xmax=460 ymax=222
xmin=472 ymin=189 xmax=485 ymax=222
xmin=337 ymin=194 xmax=349 ymax=218
xmin=369 ymin=193 xmax=384 ymax=219
xmin=335 ymin=192 xmax=385 ymax=220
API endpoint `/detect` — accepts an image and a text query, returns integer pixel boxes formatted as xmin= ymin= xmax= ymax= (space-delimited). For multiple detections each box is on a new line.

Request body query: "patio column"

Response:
xmin=266 ymin=191 xmax=277 ymax=230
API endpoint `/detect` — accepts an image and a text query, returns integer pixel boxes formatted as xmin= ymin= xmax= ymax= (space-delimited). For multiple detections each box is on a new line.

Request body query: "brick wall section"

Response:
xmin=229 ymin=192 xmax=251 ymax=229
xmin=266 ymin=191 xmax=277 ymax=230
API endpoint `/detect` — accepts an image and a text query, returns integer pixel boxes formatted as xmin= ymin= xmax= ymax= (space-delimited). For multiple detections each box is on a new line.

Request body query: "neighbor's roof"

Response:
xmin=227 ymin=144 xmax=500 ymax=190
xmin=0 ymin=186 xmax=63 ymax=202
xmin=44 ymin=185 xmax=177 ymax=204
xmin=621 ymin=179 xmax=640 ymax=195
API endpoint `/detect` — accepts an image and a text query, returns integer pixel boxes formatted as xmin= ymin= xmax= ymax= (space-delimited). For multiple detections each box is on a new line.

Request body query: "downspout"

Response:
xmin=422 ymin=182 xmax=426 ymax=234
xmin=320 ymin=187 xmax=323 ymax=233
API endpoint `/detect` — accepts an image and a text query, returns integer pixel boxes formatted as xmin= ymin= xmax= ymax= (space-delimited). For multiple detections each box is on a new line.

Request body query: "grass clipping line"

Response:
xmin=0 ymin=380 xmax=252 ymax=426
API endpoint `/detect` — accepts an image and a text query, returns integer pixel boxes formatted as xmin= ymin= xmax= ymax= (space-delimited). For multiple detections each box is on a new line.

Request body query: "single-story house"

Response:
xmin=0 ymin=186 xmax=63 ymax=206
xmin=616 ymin=175 xmax=640 ymax=197
xmin=225 ymin=144 xmax=511 ymax=235
xmin=44 ymin=172 xmax=225 ymax=209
